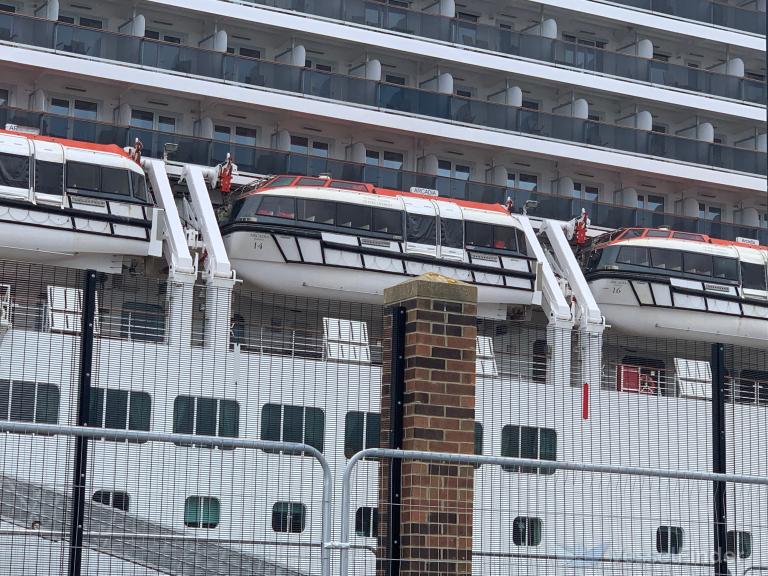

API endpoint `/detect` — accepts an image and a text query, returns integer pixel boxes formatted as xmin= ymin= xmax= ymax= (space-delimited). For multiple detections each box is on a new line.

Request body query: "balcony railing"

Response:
xmin=1 ymin=106 xmax=766 ymax=244
xmin=232 ymin=0 xmax=766 ymax=76
xmin=1 ymin=13 xmax=765 ymax=177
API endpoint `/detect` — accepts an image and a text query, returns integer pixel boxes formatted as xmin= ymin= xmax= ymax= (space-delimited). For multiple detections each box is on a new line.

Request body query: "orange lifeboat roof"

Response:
xmin=597 ymin=227 xmax=767 ymax=251
xmin=253 ymin=175 xmax=510 ymax=214
xmin=0 ymin=129 xmax=132 ymax=158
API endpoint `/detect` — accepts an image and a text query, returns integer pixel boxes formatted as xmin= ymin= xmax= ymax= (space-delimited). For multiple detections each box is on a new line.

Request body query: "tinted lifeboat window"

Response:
xmin=0 ymin=153 xmax=29 ymax=189
xmin=465 ymin=221 xmax=492 ymax=248
xmin=35 ymin=161 xmax=64 ymax=196
xmin=101 ymin=167 xmax=132 ymax=197
xmin=373 ymin=208 xmax=403 ymax=236
xmin=332 ymin=181 xmax=368 ymax=192
xmin=713 ymin=257 xmax=739 ymax=282
xmin=265 ymin=176 xmax=296 ymax=188
xmin=67 ymin=162 xmax=100 ymax=192
xmin=516 ymin=229 xmax=528 ymax=255
xmin=257 ymin=196 xmax=296 ymax=219
xmin=617 ymin=246 xmax=649 ymax=267
xmin=493 ymin=226 xmax=518 ymax=252
xmin=650 ymin=249 xmax=682 ymax=272
xmin=646 ymin=230 xmax=671 ymax=238
xmin=337 ymin=203 xmax=372 ymax=230
xmin=683 ymin=252 xmax=712 ymax=276
xmin=621 ymin=229 xmax=644 ymax=239
xmin=406 ymin=213 xmax=436 ymax=245
xmin=230 ymin=195 xmax=262 ymax=221
xmin=441 ymin=219 xmax=464 ymax=249
xmin=295 ymin=177 xmax=328 ymax=187
xmin=298 ymin=199 xmax=335 ymax=225
xmin=131 ymin=172 xmax=148 ymax=202
xmin=741 ymin=262 xmax=768 ymax=291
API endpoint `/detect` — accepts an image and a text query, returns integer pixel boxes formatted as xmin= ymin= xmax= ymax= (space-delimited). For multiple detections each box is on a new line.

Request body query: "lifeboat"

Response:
xmin=220 ymin=175 xmax=543 ymax=312
xmin=581 ymin=228 xmax=768 ymax=347
xmin=0 ymin=129 xmax=161 ymax=272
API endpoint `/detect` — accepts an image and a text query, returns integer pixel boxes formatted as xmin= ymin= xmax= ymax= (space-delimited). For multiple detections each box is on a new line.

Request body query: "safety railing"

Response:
xmin=337 ymin=448 xmax=768 ymax=576
xmin=0 ymin=420 xmax=334 ymax=576
xmin=231 ymin=0 xmax=767 ymax=57
xmin=0 ymin=106 xmax=765 ymax=245
xmin=0 ymin=13 xmax=766 ymax=176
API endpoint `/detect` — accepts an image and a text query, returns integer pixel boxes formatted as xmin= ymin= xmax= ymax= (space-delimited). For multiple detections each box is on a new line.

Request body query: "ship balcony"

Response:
xmin=3 ymin=106 xmax=765 ymax=245
xmin=0 ymin=8 xmax=765 ymax=107
xmin=234 ymin=0 xmax=767 ymax=37
xmin=0 ymin=13 xmax=765 ymax=178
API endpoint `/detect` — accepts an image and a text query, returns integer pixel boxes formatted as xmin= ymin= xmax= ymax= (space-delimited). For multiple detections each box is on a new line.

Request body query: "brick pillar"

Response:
xmin=378 ymin=273 xmax=477 ymax=576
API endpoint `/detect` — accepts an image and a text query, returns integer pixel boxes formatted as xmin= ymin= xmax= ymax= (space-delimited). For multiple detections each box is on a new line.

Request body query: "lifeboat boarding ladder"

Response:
xmin=539 ymin=219 xmax=605 ymax=389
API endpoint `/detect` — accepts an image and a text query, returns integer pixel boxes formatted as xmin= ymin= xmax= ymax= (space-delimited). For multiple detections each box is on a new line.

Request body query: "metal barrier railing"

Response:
xmin=336 ymin=448 xmax=768 ymax=576
xmin=0 ymin=420 xmax=334 ymax=576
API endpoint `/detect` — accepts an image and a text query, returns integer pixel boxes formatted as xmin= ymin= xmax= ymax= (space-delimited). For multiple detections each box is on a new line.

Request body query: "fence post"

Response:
xmin=68 ymin=270 xmax=98 ymax=576
xmin=378 ymin=274 xmax=478 ymax=576
xmin=711 ymin=343 xmax=728 ymax=576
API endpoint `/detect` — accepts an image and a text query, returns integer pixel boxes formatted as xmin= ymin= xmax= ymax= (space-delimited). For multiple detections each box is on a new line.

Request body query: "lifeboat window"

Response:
xmin=516 ymin=229 xmax=528 ymax=255
xmin=295 ymin=177 xmax=328 ymax=187
xmin=672 ymin=232 xmax=705 ymax=242
xmin=229 ymin=195 xmax=262 ymax=222
xmin=440 ymin=218 xmax=464 ymax=249
xmin=617 ymin=246 xmax=649 ymax=267
xmin=741 ymin=262 xmax=768 ymax=291
xmin=646 ymin=229 xmax=671 ymax=238
xmin=465 ymin=221 xmax=493 ymax=248
xmin=0 ymin=153 xmax=30 ymax=189
xmin=682 ymin=252 xmax=712 ymax=276
xmin=406 ymin=213 xmax=437 ymax=245
xmin=35 ymin=161 xmax=64 ymax=196
xmin=264 ymin=176 xmax=296 ymax=188
xmin=621 ymin=229 xmax=644 ymax=239
xmin=298 ymin=199 xmax=336 ymax=225
xmin=131 ymin=172 xmax=148 ymax=202
xmin=66 ymin=162 xmax=100 ymax=192
xmin=650 ymin=248 xmax=682 ymax=272
xmin=101 ymin=167 xmax=132 ymax=197
xmin=257 ymin=196 xmax=296 ymax=219
xmin=493 ymin=226 xmax=517 ymax=252
xmin=712 ymin=257 xmax=739 ymax=282
xmin=372 ymin=208 xmax=403 ymax=236
xmin=337 ymin=203 xmax=372 ymax=230
xmin=332 ymin=181 xmax=368 ymax=192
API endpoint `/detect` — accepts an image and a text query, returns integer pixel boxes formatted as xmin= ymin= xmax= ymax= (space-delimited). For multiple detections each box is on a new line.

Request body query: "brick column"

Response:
xmin=378 ymin=273 xmax=477 ymax=576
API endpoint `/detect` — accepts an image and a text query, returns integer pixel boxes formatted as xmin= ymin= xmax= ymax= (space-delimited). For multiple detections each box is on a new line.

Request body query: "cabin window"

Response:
xmin=344 ymin=411 xmax=380 ymax=458
xmin=101 ymin=167 xmax=132 ymax=197
xmin=513 ymin=517 xmax=542 ymax=546
xmin=265 ymin=176 xmax=296 ymax=188
xmin=656 ymin=526 xmax=683 ymax=554
xmin=173 ymin=396 xmax=240 ymax=443
xmin=272 ymin=502 xmax=306 ymax=533
xmin=131 ymin=173 xmax=148 ymax=202
xmin=712 ymin=257 xmax=739 ymax=282
xmin=35 ymin=161 xmax=64 ymax=196
xmin=493 ymin=226 xmax=517 ymax=251
xmin=683 ymin=252 xmax=712 ymax=277
xmin=406 ymin=213 xmax=436 ymax=245
xmin=298 ymin=199 xmax=336 ymax=225
xmin=672 ymin=232 xmax=705 ymax=241
xmin=332 ymin=181 xmax=368 ymax=192
xmin=295 ymin=177 xmax=327 ymax=187
xmin=372 ymin=208 xmax=403 ymax=236
xmin=441 ymin=218 xmax=464 ymax=249
xmin=67 ymin=162 xmax=100 ymax=192
xmin=727 ymin=530 xmax=752 ymax=559
xmin=93 ymin=490 xmax=130 ymax=512
xmin=261 ymin=403 xmax=325 ymax=453
xmin=256 ymin=196 xmax=295 ymax=219
xmin=616 ymin=246 xmax=649 ymax=267
xmin=355 ymin=507 xmax=378 ymax=537
xmin=650 ymin=248 xmax=682 ymax=272
xmin=337 ymin=203 xmax=372 ymax=230
xmin=185 ymin=496 xmax=220 ymax=528
xmin=621 ymin=229 xmax=644 ymax=239
xmin=646 ymin=230 xmax=671 ymax=238
xmin=465 ymin=221 xmax=493 ymax=248
xmin=741 ymin=262 xmax=767 ymax=291
xmin=89 ymin=388 xmax=151 ymax=438
xmin=0 ymin=153 xmax=29 ymax=189
xmin=0 ymin=380 xmax=59 ymax=425
xmin=501 ymin=425 xmax=556 ymax=474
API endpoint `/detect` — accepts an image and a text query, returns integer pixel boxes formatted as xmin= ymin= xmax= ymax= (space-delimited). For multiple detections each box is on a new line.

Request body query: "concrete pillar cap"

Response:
xmin=383 ymin=273 xmax=477 ymax=306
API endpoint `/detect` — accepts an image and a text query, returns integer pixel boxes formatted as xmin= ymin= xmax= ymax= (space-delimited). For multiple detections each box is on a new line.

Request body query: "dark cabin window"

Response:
xmin=337 ymin=203 xmax=372 ymax=230
xmin=257 ymin=196 xmax=295 ymax=219
xmin=741 ymin=262 xmax=767 ymax=291
xmin=0 ymin=153 xmax=30 ymax=189
xmin=265 ymin=176 xmax=296 ymax=188
xmin=440 ymin=218 xmax=464 ymax=249
xmin=493 ymin=226 xmax=517 ymax=251
xmin=67 ymin=162 xmax=99 ymax=192
xmin=100 ymin=167 xmax=132 ymax=197
xmin=683 ymin=252 xmax=712 ymax=277
xmin=406 ymin=213 xmax=436 ymax=245
xmin=372 ymin=208 xmax=403 ymax=236
xmin=298 ymin=199 xmax=336 ymax=225
xmin=131 ymin=172 xmax=148 ymax=202
xmin=712 ymin=257 xmax=738 ymax=281
xmin=650 ymin=249 xmax=682 ymax=272
xmin=35 ymin=161 xmax=64 ymax=196
xmin=465 ymin=221 xmax=493 ymax=248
